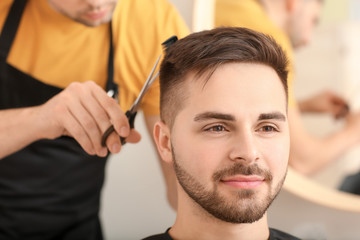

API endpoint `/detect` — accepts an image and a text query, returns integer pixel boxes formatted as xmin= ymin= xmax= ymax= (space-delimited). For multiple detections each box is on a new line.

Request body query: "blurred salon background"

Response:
xmin=295 ymin=0 xmax=360 ymax=189
xmin=100 ymin=1 xmax=360 ymax=239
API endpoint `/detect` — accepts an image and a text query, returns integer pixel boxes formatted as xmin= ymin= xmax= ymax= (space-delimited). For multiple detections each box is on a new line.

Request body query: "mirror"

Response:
xmin=294 ymin=20 xmax=360 ymax=194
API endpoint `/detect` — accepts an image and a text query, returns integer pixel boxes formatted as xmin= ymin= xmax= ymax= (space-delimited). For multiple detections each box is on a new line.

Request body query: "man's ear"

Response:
xmin=153 ymin=120 xmax=173 ymax=164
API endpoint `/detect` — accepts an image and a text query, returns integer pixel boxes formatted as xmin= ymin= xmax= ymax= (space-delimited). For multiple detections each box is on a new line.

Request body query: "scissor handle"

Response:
xmin=120 ymin=111 xmax=137 ymax=145
xmin=126 ymin=110 xmax=137 ymax=129
xmin=101 ymin=125 xmax=114 ymax=147
xmin=101 ymin=110 xmax=138 ymax=147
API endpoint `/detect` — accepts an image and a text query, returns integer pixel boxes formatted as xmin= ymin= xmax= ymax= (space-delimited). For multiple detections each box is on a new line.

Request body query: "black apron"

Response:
xmin=0 ymin=0 xmax=118 ymax=239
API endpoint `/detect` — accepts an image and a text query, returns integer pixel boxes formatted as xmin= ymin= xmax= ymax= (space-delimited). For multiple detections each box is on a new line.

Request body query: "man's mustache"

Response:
xmin=212 ymin=163 xmax=273 ymax=182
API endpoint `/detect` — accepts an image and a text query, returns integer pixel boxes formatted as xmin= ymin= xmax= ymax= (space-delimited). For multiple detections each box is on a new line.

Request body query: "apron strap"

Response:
xmin=0 ymin=0 xmax=27 ymax=58
xmin=105 ymin=23 xmax=118 ymax=99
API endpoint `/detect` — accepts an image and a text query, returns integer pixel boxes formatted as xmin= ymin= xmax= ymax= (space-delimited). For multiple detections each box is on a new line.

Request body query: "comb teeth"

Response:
xmin=162 ymin=35 xmax=178 ymax=52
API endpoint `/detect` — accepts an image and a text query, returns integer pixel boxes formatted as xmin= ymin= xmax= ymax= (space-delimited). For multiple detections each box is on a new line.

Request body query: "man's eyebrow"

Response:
xmin=258 ymin=112 xmax=286 ymax=121
xmin=194 ymin=112 xmax=235 ymax=122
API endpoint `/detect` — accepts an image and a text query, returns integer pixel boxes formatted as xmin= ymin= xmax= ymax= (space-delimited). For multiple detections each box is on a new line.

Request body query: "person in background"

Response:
xmin=215 ymin=0 xmax=360 ymax=176
xmin=0 ymin=0 xmax=188 ymax=238
xmin=144 ymin=27 xmax=300 ymax=240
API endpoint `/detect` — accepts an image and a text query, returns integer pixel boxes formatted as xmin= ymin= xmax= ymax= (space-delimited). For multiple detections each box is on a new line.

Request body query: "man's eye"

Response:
xmin=259 ymin=125 xmax=278 ymax=132
xmin=205 ymin=125 xmax=226 ymax=132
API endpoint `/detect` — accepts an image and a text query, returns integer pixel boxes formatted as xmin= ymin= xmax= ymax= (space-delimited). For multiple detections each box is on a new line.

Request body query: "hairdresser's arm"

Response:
xmin=288 ymin=103 xmax=360 ymax=175
xmin=0 ymin=81 xmax=140 ymax=159
xmin=0 ymin=106 xmax=45 ymax=159
xmin=298 ymin=90 xmax=349 ymax=118
xmin=144 ymin=114 xmax=177 ymax=210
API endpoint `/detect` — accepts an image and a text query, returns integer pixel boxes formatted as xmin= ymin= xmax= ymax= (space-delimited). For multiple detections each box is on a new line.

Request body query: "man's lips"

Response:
xmin=83 ymin=9 xmax=108 ymax=20
xmin=220 ymin=175 xmax=265 ymax=189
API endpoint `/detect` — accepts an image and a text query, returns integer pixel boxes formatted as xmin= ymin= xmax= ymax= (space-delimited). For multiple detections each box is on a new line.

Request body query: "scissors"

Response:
xmin=101 ymin=35 xmax=178 ymax=147
xmin=101 ymin=55 xmax=161 ymax=147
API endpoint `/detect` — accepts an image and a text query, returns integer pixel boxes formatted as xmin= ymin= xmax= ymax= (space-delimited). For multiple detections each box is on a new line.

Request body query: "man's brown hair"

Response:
xmin=159 ymin=27 xmax=289 ymax=127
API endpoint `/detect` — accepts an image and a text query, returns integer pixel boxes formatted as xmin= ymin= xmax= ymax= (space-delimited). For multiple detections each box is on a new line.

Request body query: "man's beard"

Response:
xmin=172 ymin=148 xmax=286 ymax=224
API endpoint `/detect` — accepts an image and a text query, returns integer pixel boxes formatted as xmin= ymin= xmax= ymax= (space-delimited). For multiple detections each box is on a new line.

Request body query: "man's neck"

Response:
xmin=169 ymin=193 xmax=270 ymax=240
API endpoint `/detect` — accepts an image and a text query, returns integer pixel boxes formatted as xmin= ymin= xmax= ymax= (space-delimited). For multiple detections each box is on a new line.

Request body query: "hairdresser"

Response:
xmin=215 ymin=0 xmax=360 ymax=176
xmin=0 ymin=0 xmax=188 ymax=239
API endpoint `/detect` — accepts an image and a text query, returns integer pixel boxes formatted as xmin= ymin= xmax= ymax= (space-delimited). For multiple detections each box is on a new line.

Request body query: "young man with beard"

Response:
xmin=144 ymin=27 xmax=300 ymax=239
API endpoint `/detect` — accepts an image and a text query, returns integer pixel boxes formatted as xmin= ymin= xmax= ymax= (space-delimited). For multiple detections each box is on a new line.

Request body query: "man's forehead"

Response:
xmin=190 ymin=62 xmax=284 ymax=91
xmin=173 ymin=62 xmax=287 ymax=122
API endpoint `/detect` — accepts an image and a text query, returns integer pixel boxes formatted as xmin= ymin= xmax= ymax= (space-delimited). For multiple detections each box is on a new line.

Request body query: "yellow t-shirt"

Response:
xmin=215 ymin=0 xmax=295 ymax=107
xmin=0 ymin=0 xmax=190 ymax=115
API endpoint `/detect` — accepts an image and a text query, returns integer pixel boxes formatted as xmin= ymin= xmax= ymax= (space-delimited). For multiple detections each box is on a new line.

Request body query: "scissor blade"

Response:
xmin=129 ymin=71 xmax=159 ymax=114
xmin=128 ymin=55 xmax=161 ymax=113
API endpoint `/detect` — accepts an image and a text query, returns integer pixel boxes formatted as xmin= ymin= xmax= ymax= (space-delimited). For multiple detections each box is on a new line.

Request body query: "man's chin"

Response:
xmin=74 ymin=15 xmax=112 ymax=27
xmin=76 ymin=19 xmax=106 ymax=27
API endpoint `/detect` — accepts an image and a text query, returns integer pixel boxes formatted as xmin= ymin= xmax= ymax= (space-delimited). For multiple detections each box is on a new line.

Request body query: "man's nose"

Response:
xmin=228 ymin=130 xmax=260 ymax=163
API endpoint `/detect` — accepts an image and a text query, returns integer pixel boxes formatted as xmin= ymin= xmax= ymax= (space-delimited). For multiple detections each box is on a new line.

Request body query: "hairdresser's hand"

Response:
xmin=37 ymin=81 xmax=141 ymax=157
xmin=298 ymin=90 xmax=349 ymax=119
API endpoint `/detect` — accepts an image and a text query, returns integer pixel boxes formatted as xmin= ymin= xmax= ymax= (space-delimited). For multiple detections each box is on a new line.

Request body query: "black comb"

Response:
xmin=162 ymin=35 xmax=178 ymax=52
